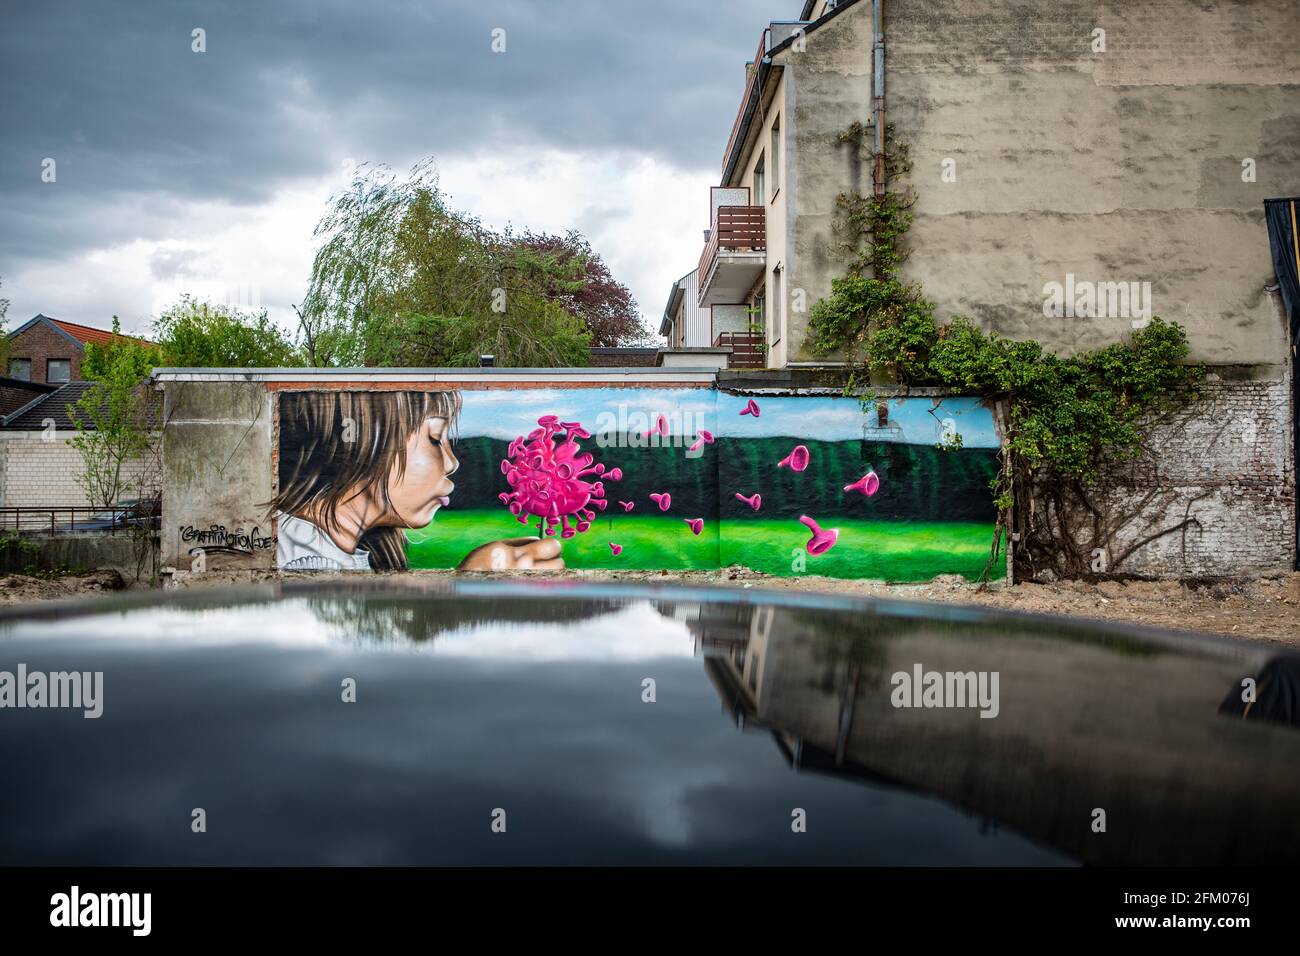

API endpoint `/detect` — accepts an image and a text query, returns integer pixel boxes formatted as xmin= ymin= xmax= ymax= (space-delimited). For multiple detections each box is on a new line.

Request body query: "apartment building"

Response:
xmin=675 ymin=0 xmax=1297 ymax=369
xmin=667 ymin=0 xmax=1298 ymax=574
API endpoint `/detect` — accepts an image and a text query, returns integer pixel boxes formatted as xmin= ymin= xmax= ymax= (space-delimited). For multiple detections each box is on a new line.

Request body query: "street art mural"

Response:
xmin=272 ymin=387 xmax=1004 ymax=580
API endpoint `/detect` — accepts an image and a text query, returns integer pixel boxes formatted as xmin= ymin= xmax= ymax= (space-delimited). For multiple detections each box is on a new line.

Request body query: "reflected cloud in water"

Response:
xmin=0 ymin=581 xmax=1294 ymax=866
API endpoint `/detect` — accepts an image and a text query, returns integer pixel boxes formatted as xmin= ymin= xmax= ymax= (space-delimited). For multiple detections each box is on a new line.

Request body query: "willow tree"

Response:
xmin=297 ymin=159 xmax=622 ymax=368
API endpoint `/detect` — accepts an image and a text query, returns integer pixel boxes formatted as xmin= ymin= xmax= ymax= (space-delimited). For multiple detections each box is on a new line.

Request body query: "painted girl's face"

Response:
xmin=385 ymin=416 xmax=458 ymax=529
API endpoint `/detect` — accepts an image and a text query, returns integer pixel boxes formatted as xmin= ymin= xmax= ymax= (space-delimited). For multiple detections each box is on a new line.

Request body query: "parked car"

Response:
xmin=51 ymin=498 xmax=160 ymax=534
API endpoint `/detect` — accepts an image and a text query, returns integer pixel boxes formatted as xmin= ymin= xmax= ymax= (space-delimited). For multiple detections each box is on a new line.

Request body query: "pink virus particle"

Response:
xmin=799 ymin=515 xmax=839 ymax=556
xmin=684 ymin=518 xmax=704 ymax=535
xmin=844 ymin=471 xmax=880 ymax=497
xmin=777 ymin=444 xmax=810 ymax=472
xmin=739 ymin=399 xmax=761 ymax=417
xmin=650 ymin=492 xmax=672 ymax=512
xmin=609 ymin=542 xmax=623 ymax=556
xmin=499 ymin=415 xmax=620 ymax=539
xmin=619 ymin=500 xmax=635 ymax=512
xmin=644 ymin=414 xmax=669 ymax=438
xmin=734 ymin=492 xmax=762 ymax=511
xmin=687 ymin=429 xmax=715 ymax=453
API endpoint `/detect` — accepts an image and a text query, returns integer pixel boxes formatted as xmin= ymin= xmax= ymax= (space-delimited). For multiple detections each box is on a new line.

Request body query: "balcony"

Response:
xmin=714 ymin=331 xmax=765 ymax=369
xmin=698 ymin=205 xmax=767 ymax=307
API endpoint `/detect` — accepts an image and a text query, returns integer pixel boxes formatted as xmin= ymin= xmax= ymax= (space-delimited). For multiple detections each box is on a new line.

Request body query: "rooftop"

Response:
xmin=0 ymin=381 xmax=161 ymax=431
xmin=8 ymin=314 xmax=152 ymax=349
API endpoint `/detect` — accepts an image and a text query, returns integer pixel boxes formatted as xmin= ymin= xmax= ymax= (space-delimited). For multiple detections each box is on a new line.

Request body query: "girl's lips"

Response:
xmin=437 ymin=496 xmax=450 ymax=508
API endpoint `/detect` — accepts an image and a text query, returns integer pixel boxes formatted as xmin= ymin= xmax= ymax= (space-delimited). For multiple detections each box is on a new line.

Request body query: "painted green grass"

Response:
xmin=719 ymin=517 xmax=1001 ymax=581
xmin=407 ymin=509 xmax=1001 ymax=582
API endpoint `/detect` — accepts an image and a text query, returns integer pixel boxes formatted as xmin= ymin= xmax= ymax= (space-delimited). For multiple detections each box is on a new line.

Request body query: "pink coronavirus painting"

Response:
xmin=687 ymin=430 xmax=715 ymax=453
xmin=734 ymin=492 xmax=762 ymax=511
xmin=650 ymin=492 xmax=672 ymax=511
xmin=499 ymin=415 xmax=622 ymax=539
xmin=844 ymin=471 xmax=880 ymax=496
xmin=799 ymin=515 xmax=839 ymax=556
xmin=645 ymin=414 xmax=669 ymax=438
xmin=777 ymin=444 xmax=810 ymax=472
xmin=684 ymin=518 xmax=704 ymax=535
xmin=739 ymin=399 xmax=761 ymax=417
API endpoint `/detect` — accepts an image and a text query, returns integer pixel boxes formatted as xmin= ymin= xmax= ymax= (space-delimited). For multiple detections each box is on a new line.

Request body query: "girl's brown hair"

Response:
xmin=270 ymin=390 xmax=461 ymax=571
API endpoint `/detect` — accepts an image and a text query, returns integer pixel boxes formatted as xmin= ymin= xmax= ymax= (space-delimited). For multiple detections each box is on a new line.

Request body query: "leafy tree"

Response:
xmin=808 ymin=275 xmax=936 ymax=383
xmin=70 ymin=319 xmax=162 ymax=510
xmin=515 ymin=231 xmax=648 ymax=346
xmin=153 ymin=296 xmax=301 ymax=367
xmin=299 ymin=160 xmax=627 ymax=367
xmin=0 ymin=276 xmax=11 ymax=369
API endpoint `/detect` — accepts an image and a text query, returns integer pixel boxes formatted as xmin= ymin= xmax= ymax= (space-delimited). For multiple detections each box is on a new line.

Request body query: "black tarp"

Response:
xmin=1264 ymin=198 xmax=1300 ymax=569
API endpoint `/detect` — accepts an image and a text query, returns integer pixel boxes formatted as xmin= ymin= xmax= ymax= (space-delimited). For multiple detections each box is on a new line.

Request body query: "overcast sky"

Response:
xmin=0 ymin=0 xmax=793 ymax=339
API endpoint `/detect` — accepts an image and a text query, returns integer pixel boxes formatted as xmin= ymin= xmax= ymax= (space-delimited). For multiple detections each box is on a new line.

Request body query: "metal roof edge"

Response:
xmin=150 ymin=367 xmax=722 ymax=383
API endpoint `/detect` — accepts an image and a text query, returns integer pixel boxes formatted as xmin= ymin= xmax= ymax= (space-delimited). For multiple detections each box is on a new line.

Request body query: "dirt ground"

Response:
xmin=2 ymin=565 xmax=1297 ymax=646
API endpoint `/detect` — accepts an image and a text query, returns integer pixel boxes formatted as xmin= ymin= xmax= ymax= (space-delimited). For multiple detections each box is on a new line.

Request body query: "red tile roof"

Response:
xmin=47 ymin=318 xmax=151 ymax=347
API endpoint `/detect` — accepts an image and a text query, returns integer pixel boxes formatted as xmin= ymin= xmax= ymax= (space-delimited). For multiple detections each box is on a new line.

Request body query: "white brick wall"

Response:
xmin=0 ymin=433 xmax=161 ymax=509
xmin=1031 ymin=375 xmax=1296 ymax=578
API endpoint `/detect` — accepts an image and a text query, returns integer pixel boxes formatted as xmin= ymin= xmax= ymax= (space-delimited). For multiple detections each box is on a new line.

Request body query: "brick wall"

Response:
xmin=0 ymin=435 xmax=160 ymax=509
xmin=1025 ymin=375 xmax=1296 ymax=579
xmin=7 ymin=323 xmax=83 ymax=384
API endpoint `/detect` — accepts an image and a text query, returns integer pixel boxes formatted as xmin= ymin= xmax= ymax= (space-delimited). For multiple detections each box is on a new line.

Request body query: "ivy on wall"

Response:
xmin=807 ymin=124 xmax=1206 ymax=582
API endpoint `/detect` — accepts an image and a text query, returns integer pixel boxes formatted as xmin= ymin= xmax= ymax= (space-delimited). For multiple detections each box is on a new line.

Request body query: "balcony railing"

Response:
xmin=698 ymin=205 xmax=767 ymax=288
xmin=714 ymin=331 xmax=766 ymax=369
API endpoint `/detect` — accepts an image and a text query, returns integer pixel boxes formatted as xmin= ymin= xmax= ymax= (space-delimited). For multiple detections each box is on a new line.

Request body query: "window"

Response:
xmin=47 ymin=359 xmax=71 ymax=384
xmin=770 ymin=117 xmax=780 ymax=200
xmin=8 ymin=359 xmax=31 ymax=382
xmin=752 ymin=288 xmax=766 ymax=340
xmin=753 ymin=154 xmax=765 ymax=208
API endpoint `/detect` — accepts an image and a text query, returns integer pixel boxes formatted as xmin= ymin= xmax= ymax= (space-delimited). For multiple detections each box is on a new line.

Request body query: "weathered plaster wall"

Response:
xmin=159 ymin=381 xmax=274 ymax=570
xmin=887 ymin=0 xmax=1300 ymax=364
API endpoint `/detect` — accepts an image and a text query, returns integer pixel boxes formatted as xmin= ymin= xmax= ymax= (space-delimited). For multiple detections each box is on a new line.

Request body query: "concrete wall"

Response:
xmin=887 ymin=0 xmax=1299 ymax=365
xmin=747 ymin=0 xmax=1300 ymax=370
xmin=0 ymin=532 xmax=152 ymax=578
xmin=159 ymin=380 xmax=274 ymax=570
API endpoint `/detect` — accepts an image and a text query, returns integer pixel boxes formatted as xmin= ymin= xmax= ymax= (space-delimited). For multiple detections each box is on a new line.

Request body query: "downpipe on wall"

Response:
xmin=872 ymin=0 xmax=886 ymax=197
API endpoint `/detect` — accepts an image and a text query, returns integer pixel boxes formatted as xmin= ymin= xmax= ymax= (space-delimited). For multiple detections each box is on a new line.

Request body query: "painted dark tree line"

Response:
xmin=448 ymin=434 xmax=996 ymax=524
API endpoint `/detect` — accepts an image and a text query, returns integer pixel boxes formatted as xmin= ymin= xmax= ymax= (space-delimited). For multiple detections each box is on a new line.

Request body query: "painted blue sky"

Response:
xmin=456 ymin=388 xmax=1001 ymax=448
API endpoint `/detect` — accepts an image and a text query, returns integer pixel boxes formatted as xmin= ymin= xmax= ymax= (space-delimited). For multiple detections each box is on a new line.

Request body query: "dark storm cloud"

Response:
xmin=0 ymin=0 xmax=784 ymax=267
